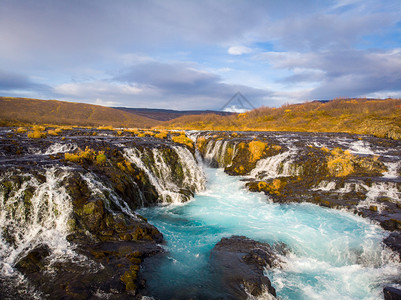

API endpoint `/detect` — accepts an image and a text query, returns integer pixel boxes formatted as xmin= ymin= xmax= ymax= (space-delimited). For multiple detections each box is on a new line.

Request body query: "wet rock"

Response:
xmin=210 ymin=235 xmax=281 ymax=299
xmin=198 ymin=131 xmax=401 ymax=234
xmin=383 ymin=286 xmax=401 ymax=300
xmin=383 ymin=232 xmax=401 ymax=259
xmin=15 ymin=244 xmax=51 ymax=274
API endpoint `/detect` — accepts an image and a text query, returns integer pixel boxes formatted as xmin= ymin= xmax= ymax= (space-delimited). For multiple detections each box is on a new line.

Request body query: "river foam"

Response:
xmin=139 ymin=167 xmax=400 ymax=299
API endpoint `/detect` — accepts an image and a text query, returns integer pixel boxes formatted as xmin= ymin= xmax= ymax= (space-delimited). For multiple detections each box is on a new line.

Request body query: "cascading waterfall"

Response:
xmin=357 ymin=182 xmax=401 ymax=212
xmin=203 ymin=140 xmax=224 ymax=167
xmin=44 ymin=143 xmax=78 ymax=155
xmin=249 ymin=151 xmax=298 ymax=179
xmin=80 ymin=171 xmax=140 ymax=217
xmin=124 ymin=146 xmax=205 ymax=203
xmin=202 ymin=139 xmax=238 ymax=168
xmin=312 ymin=180 xmax=337 ymax=191
xmin=0 ymin=142 xmax=207 ymax=298
xmin=29 ymin=143 xmax=78 ymax=155
xmin=137 ymin=133 xmax=401 ymax=299
xmin=312 ymin=180 xmax=400 ymax=213
xmin=383 ymin=161 xmax=401 ymax=179
xmin=173 ymin=146 xmax=206 ymax=193
xmin=139 ymin=167 xmax=401 ymax=299
xmin=0 ymin=167 xmax=74 ymax=277
xmin=1 ymin=127 xmax=400 ymax=299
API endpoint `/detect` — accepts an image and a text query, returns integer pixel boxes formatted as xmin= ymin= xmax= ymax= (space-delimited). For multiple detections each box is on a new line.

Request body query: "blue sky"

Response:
xmin=0 ymin=0 xmax=400 ymax=110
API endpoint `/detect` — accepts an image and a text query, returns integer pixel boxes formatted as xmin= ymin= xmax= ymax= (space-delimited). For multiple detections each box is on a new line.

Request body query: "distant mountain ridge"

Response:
xmin=160 ymin=98 xmax=401 ymax=139
xmin=113 ymin=107 xmax=233 ymax=121
xmin=1 ymin=96 xmax=400 ymax=139
xmin=0 ymin=97 xmax=160 ymax=128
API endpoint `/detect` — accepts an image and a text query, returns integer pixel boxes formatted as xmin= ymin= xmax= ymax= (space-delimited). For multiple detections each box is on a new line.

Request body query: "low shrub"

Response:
xmin=326 ymin=148 xmax=354 ymax=177
xmin=172 ymin=134 xmax=194 ymax=148
xmin=98 ymin=125 xmax=114 ymax=130
xmin=27 ymin=130 xmax=47 ymax=139
xmin=16 ymin=127 xmax=27 ymax=133
xmin=47 ymin=130 xmax=58 ymax=136
xmin=248 ymin=140 xmax=267 ymax=162
xmin=33 ymin=125 xmax=46 ymax=131
xmin=155 ymin=131 xmax=168 ymax=139
xmin=64 ymin=147 xmax=104 ymax=164
xmin=96 ymin=151 xmax=107 ymax=165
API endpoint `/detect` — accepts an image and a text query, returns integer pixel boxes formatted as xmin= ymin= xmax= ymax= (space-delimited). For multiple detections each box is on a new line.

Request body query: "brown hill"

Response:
xmin=0 ymin=97 xmax=160 ymax=128
xmin=114 ymin=107 xmax=233 ymax=121
xmin=159 ymin=98 xmax=401 ymax=139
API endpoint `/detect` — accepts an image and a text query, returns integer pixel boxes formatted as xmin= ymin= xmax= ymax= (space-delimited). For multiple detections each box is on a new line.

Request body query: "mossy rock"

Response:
xmin=120 ymin=270 xmax=137 ymax=293
xmin=15 ymin=244 xmax=51 ymax=274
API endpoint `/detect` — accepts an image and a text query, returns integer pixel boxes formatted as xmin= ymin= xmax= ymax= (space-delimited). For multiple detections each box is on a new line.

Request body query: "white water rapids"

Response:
xmin=139 ymin=167 xmax=400 ymax=299
xmin=0 ymin=132 xmax=400 ymax=299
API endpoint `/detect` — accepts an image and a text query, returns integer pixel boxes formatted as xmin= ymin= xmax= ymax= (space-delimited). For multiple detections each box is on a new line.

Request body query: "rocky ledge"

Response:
xmin=0 ymin=127 xmax=202 ymax=299
xmin=197 ymin=131 xmax=401 ymax=258
xmin=210 ymin=235 xmax=286 ymax=299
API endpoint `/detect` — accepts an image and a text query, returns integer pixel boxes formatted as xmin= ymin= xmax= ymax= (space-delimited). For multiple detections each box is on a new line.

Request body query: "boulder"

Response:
xmin=383 ymin=232 xmax=401 ymax=259
xmin=383 ymin=286 xmax=401 ymax=300
xmin=210 ymin=235 xmax=282 ymax=299
xmin=15 ymin=244 xmax=51 ymax=274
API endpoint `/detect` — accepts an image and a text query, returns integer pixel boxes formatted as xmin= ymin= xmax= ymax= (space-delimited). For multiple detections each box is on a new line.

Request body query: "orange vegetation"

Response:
xmin=0 ymin=97 xmax=160 ymax=128
xmin=160 ymin=98 xmax=401 ymax=139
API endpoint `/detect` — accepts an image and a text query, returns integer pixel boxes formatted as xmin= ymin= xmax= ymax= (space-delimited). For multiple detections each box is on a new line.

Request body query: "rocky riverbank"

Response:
xmin=196 ymin=131 xmax=401 ymax=253
xmin=210 ymin=235 xmax=285 ymax=299
xmin=1 ymin=127 xmax=400 ymax=298
xmin=0 ymin=127 xmax=204 ymax=298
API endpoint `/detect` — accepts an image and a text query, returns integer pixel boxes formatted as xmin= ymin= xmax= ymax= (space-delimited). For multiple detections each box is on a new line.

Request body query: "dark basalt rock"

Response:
xmin=15 ymin=244 xmax=51 ymax=274
xmin=383 ymin=286 xmax=401 ymax=300
xmin=197 ymin=131 xmax=401 ymax=235
xmin=383 ymin=232 xmax=401 ymax=259
xmin=16 ymin=240 xmax=163 ymax=299
xmin=210 ymin=235 xmax=283 ymax=299
xmin=0 ymin=127 xmax=207 ymax=298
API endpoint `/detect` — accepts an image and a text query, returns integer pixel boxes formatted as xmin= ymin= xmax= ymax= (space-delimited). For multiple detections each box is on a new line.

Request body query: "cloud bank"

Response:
xmin=1 ymin=0 xmax=400 ymax=108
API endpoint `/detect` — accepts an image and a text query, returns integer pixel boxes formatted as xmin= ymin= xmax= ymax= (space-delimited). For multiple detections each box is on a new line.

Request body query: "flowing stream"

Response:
xmin=139 ymin=167 xmax=400 ymax=299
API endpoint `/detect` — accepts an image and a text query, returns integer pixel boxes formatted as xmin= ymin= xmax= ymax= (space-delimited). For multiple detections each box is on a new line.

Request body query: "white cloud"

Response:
xmin=1 ymin=1 xmax=401 ymax=108
xmin=93 ymin=98 xmax=121 ymax=107
xmin=54 ymin=81 xmax=144 ymax=97
xmin=228 ymin=46 xmax=253 ymax=55
xmin=365 ymin=90 xmax=401 ymax=99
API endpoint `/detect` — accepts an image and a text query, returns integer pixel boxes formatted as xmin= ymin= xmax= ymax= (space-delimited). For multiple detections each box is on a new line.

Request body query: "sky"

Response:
xmin=0 ymin=0 xmax=401 ymax=110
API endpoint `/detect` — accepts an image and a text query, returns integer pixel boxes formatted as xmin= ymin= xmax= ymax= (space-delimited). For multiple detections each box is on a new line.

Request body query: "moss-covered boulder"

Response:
xmin=15 ymin=244 xmax=51 ymax=274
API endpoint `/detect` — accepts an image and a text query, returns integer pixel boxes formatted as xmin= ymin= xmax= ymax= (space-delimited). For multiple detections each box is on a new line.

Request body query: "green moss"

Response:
xmin=83 ymin=202 xmax=97 ymax=215
xmin=120 ymin=270 xmax=137 ymax=292
xmin=96 ymin=153 xmax=107 ymax=165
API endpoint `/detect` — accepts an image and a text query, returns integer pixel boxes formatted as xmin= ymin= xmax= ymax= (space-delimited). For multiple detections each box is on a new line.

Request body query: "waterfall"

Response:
xmin=346 ymin=140 xmax=374 ymax=155
xmin=312 ymin=180 xmax=401 ymax=213
xmin=44 ymin=143 xmax=78 ymax=155
xmin=124 ymin=146 xmax=205 ymax=203
xmin=249 ymin=151 xmax=297 ymax=180
xmin=357 ymin=182 xmax=401 ymax=212
xmin=203 ymin=139 xmax=237 ymax=168
xmin=203 ymin=140 xmax=223 ymax=167
xmin=0 ymin=167 xmax=74 ymax=276
xmin=173 ymin=146 xmax=206 ymax=193
xmin=337 ymin=182 xmax=365 ymax=194
xmin=80 ymin=171 xmax=140 ymax=217
xmin=313 ymin=181 xmax=337 ymax=191
xmin=383 ymin=161 xmax=400 ymax=179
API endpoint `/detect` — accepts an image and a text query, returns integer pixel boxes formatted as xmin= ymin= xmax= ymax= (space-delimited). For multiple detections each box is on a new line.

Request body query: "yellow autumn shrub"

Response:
xmin=248 ymin=141 xmax=267 ymax=162
xmin=27 ymin=130 xmax=47 ymax=138
xmin=47 ymin=130 xmax=58 ymax=136
xmin=327 ymin=148 xmax=354 ymax=177
xmin=16 ymin=127 xmax=27 ymax=133
xmin=172 ymin=134 xmax=194 ymax=148
xmin=196 ymin=136 xmax=207 ymax=150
